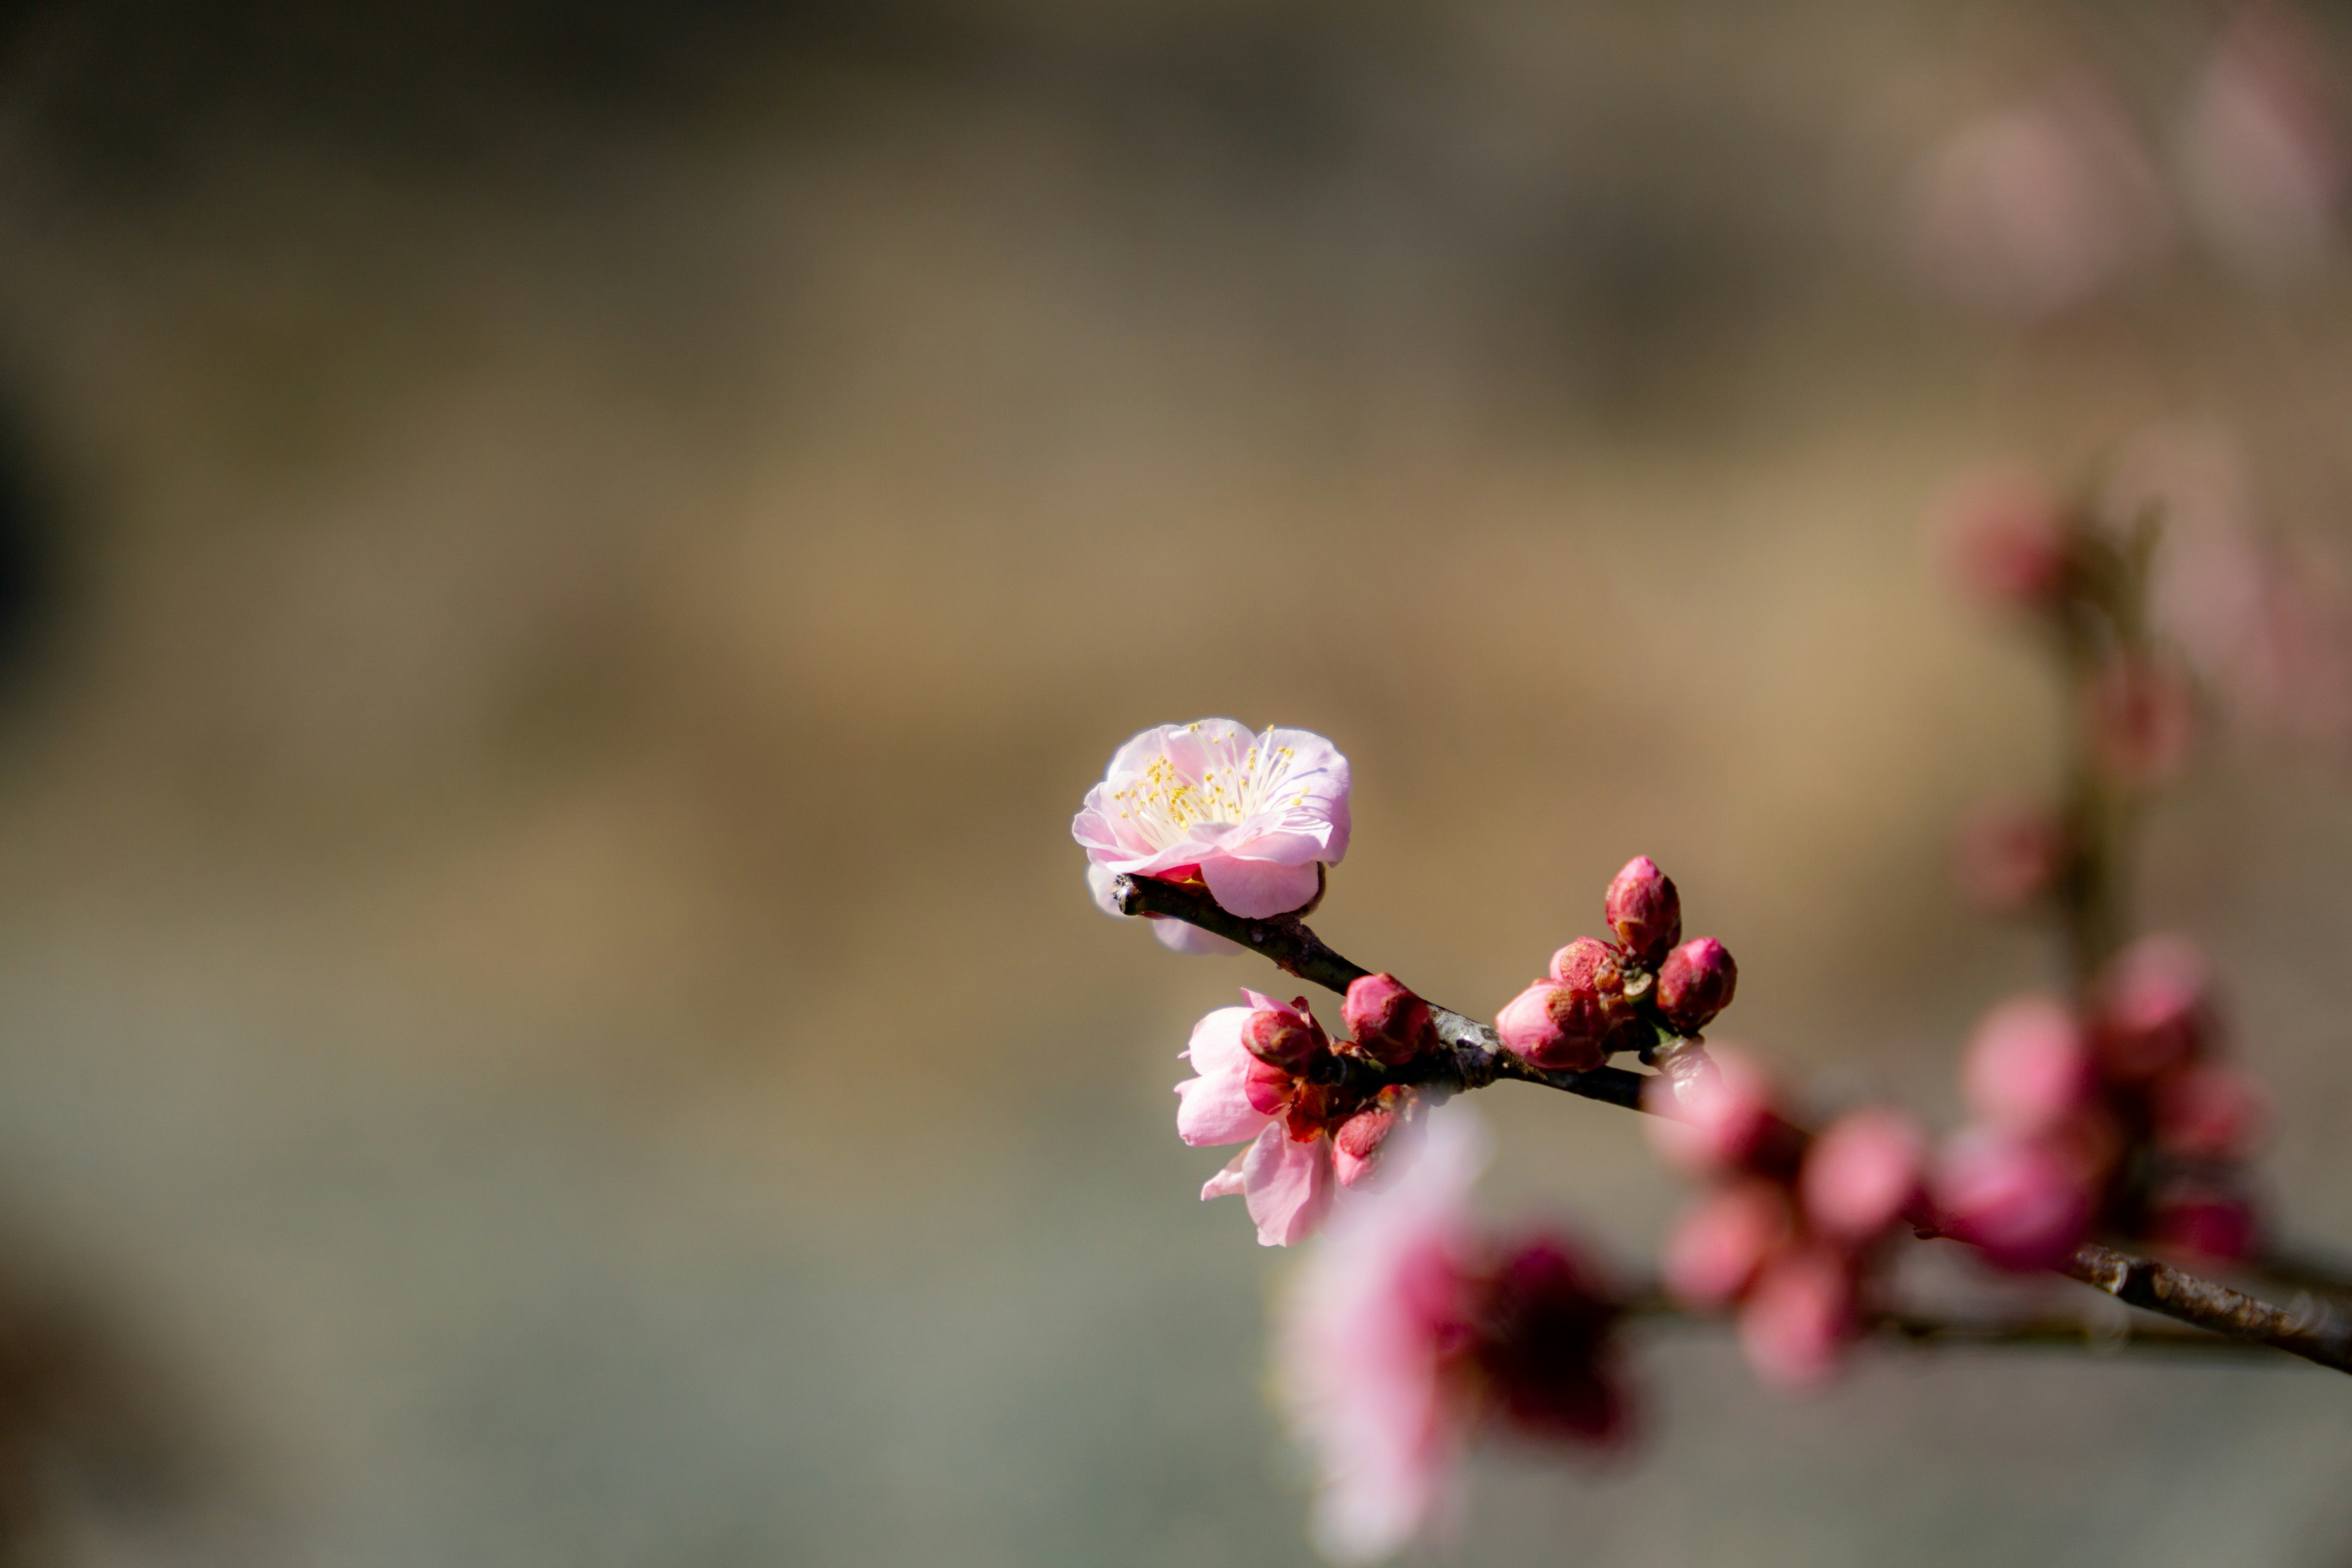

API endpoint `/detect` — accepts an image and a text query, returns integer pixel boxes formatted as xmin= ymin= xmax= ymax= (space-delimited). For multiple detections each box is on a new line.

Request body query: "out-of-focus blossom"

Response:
xmin=1937 ymin=466 xmax=2075 ymax=611
xmin=1603 ymin=856 xmax=1682 ymax=966
xmin=1074 ymin=720 xmax=1351 ymax=953
xmin=1276 ymin=1114 xmax=1629 ymax=1564
xmin=1932 ymin=1128 xmax=2097 ymax=1271
xmin=2149 ymin=1181 xmax=2261 ymax=1262
xmin=1179 ymin=993 xmax=1343 ymax=1246
xmin=2152 ymin=1062 xmax=2271 ymax=1162
xmin=2105 ymin=423 xmax=2352 ymax=753
xmin=1737 ymin=1246 xmax=1856 ymax=1392
xmin=1643 ymin=1044 xmax=1775 ymax=1174
xmin=1952 ymin=797 xmax=2066 ymax=914
xmin=1662 ymin=1180 xmax=1791 ymax=1308
xmin=1656 ymin=937 xmax=1738 ymax=1034
xmin=1908 ymin=80 xmax=2173 ymax=320
xmin=2089 ymin=933 xmax=2214 ymax=1083
xmin=2085 ymin=657 xmax=2199 ymax=787
xmin=1961 ymin=995 xmax=2097 ymax=1135
xmin=2180 ymin=4 xmax=2346 ymax=280
xmin=1800 ymin=1109 xmax=1926 ymax=1246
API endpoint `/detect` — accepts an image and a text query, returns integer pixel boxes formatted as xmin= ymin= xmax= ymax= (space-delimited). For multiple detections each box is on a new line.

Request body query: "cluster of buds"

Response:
xmin=1494 ymin=857 xmax=1739 ymax=1071
xmin=1649 ymin=1051 xmax=1927 ymax=1390
xmin=1178 ymin=976 xmax=1446 ymax=1246
xmin=1278 ymin=1116 xmax=1629 ymax=1563
xmin=1936 ymin=933 xmax=2267 ymax=1268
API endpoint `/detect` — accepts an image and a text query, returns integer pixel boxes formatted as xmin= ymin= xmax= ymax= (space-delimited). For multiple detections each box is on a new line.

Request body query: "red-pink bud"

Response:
xmin=2091 ymin=934 xmax=2213 ymax=1083
xmin=1736 ymin=1246 xmax=1855 ymax=1392
xmin=1495 ymin=979 xmax=1607 ymax=1072
xmin=2151 ymin=1063 xmax=2269 ymax=1163
xmin=1331 ymin=1105 xmax=1398 ymax=1189
xmin=1662 ymin=1181 xmax=1790 ymax=1308
xmin=1932 ymin=1129 xmax=2094 ymax=1272
xmin=1951 ymin=799 xmax=2065 ymax=914
xmin=1242 ymin=1007 xmax=1322 ymax=1072
xmin=1243 ymin=1057 xmax=1294 ymax=1117
xmin=1642 ymin=1045 xmax=1774 ymax=1174
xmin=1341 ymin=973 xmax=1435 ymax=1067
xmin=1548 ymin=935 xmax=1624 ymax=995
xmin=1938 ymin=466 xmax=2073 ymax=611
xmin=1800 ymin=1107 xmax=1926 ymax=1247
xmin=2147 ymin=1183 xmax=2258 ymax=1263
xmin=1961 ymin=995 xmax=2095 ymax=1134
xmin=1603 ymin=856 xmax=1682 ymax=966
xmin=2086 ymin=658 xmax=2196 ymax=787
xmin=1656 ymin=938 xmax=1738 ymax=1033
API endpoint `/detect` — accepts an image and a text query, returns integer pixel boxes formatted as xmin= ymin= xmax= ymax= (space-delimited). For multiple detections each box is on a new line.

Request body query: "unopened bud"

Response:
xmin=1496 ymin=979 xmax=1607 ymax=1072
xmin=1242 ymin=1006 xmax=1322 ymax=1072
xmin=1938 ymin=465 xmax=2073 ymax=612
xmin=1932 ymin=1129 xmax=2094 ymax=1272
xmin=1736 ymin=1246 xmax=1856 ymax=1392
xmin=1340 ymin=973 xmax=1435 ymax=1066
xmin=1548 ymin=936 xmax=1626 ymax=996
xmin=2152 ymin=1063 xmax=2269 ymax=1163
xmin=1656 ymin=938 xmax=1738 ymax=1033
xmin=1961 ymin=995 xmax=2095 ymax=1134
xmin=2091 ymin=934 xmax=2213 ymax=1082
xmin=1332 ymin=1107 xmax=1397 ymax=1189
xmin=1603 ymin=856 xmax=1682 ymax=966
xmin=1800 ymin=1107 xmax=1926 ymax=1246
xmin=1662 ymin=1180 xmax=1790 ymax=1308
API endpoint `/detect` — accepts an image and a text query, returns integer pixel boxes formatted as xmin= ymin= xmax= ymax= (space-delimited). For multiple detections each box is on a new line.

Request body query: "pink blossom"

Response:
xmin=1737 ymin=1246 xmax=1857 ymax=1392
xmin=1932 ymin=1128 xmax=2095 ymax=1272
xmin=1907 ymin=79 xmax=2173 ymax=320
xmin=1952 ymin=798 xmax=2065 ymax=914
xmin=1663 ymin=1181 xmax=1791 ymax=1308
xmin=2180 ymin=4 xmax=2346 ymax=280
xmin=1275 ymin=1114 xmax=1488 ymax=1562
xmin=1644 ymin=1044 xmax=1776 ymax=1174
xmin=1074 ymin=720 xmax=1350 ymax=952
xmin=1178 ymin=993 xmax=1339 ymax=1246
xmin=2090 ymin=933 xmax=2214 ymax=1083
xmin=1961 ymin=995 xmax=2096 ymax=1134
xmin=1800 ymin=1108 xmax=1926 ymax=1246
xmin=1936 ymin=466 xmax=2073 ymax=611
xmin=2152 ymin=1063 xmax=2271 ymax=1162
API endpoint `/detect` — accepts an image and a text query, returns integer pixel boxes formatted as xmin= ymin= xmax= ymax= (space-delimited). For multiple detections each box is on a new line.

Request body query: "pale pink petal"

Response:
xmin=1200 ymin=1148 xmax=1250 ymax=1201
xmin=1177 ymin=1072 xmax=1272 ymax=1147
xmin=1183 ymin=1006 xmax=1254 ymax=1074
xmin=1085 ymin=861 xmax=1125 ymax=918
xmin=1201 ymin=855 xmax=1322 ymax=919
xmin=1244 ymin=1127 xmax=1337 ymax=1246
xmin=1151 ymin=917 xmax=1245 ymax=956
xmin=1240 ymin=989 xmax=1302 ymax=1018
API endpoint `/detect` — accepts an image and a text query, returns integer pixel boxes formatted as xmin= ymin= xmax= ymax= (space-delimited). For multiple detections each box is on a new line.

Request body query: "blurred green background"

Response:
xmin=0 ymin=0 xmax=2341 ymax=1562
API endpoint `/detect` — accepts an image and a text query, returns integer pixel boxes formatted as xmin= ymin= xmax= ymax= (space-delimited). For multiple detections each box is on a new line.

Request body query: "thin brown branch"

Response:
xmin=1625 ymin=1291 xmax=2285 ymax=1358
xmin=1112 ymin=870 xmax=2352 ymax=1378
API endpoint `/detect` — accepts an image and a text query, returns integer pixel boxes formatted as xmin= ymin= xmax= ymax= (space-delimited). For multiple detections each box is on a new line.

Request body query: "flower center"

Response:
xmin=1109 ymin=728 xmax=1308 ymax=848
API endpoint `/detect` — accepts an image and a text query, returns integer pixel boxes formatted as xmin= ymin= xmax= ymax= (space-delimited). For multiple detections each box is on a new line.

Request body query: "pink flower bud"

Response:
xmin=2086 ymin=658 xmax=2197 ymax=787
xmin=1243 ymin=1004 xmax=1324 ymax=1072
xmin=1939 ymin=466 xmax=2073 ymax=611
xmin=2091 ymin=934 xmax=2213 ymax=1083
xmin=1643 ymin=1044 xmax=1774 ymax=1174
xmin=1332 ymin=1103 xmax=1399 ymax=1189
xmin=1662 ymin=1181 xmax=1791 ymax=1308
xmin=1932 ymin=1129 xmax=2094 ymax=1272
xmin=1800 ymin=1107 xmax=1926 ymax=1247
xmin=1951 ymin=799 xmax=2065 ymax=914
xmin=1342 ymin=973 xmax=1436 ymax=1066
xmin=1656 ymin=938 xmax=1738 ymax=1034
xmin=1495 ymin=980 xmax=1607 ymax=1072
xmin=2148 ymin=1183 xmax=2258 ymax=1262
xmin=1961 ymin=995 xmax=2095 ymax=1134
xmin=2151 ymin=1063 xmax=2269 ymax=1163
xmin=1603 ymin=856 xmax=1682 ymax=966
xmin=1547 ymin=935 xmax=1626 ymax=994
xmin=1243 ymin=1057 xmax=1295 ymax=1117
xmin=1736 ymin=1246 xmax=1855 ymax=1392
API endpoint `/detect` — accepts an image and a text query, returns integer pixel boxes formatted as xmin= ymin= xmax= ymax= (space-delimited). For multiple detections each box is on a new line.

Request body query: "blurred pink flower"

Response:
xmin=2180 ymin=4 xmax=2346 ymax=279
xmin=1662 ymin=1180 xmax=1791 ymax=1308
xmin=2152 ymin=1062 xmax=2271 ymax=1163
xmin=2089 ymin=933 xmax=2214 ymax=1084
xmin=1275 ymin=1114 xmax=1487 ymax=1562
xmin=1936 ymin=466 xmax=2073 ymax=611
xmin=1951 ymin=797 xmax=2066 ymax=914
xmin=1932 ymin=1128 xmax=2095 ymax=1271
xmin=1737 ymin=1246 xmax=1856 ymax=1392
xmin=1800 ymin=1108 xmax=1926 ymax=1246
xmin=2149 ymin=1182 xmax=2260 ymax=1262
xmin=1908 ymin=78 xmax=2173 ymax=320
xmin=1074 ymin=719 xmax=1351 ymax=954
xmin=1643 ymin=1044 xmax=1776 ymax=1174
xmin=1277 ymin=1114 xmax=1629 ymax=1562
xmin=1178 ymin=993 xmax=1340 ymax=1246
xmin=1961 ymin=995 xmax=2097 ymax=1135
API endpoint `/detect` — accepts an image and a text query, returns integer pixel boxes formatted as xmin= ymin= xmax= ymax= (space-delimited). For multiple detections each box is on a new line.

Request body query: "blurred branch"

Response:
xmin=1113 ymin=871 xmax=2352 ymax=1377
xmin=1626 ymin=1290 xmax=2289 ymax=1358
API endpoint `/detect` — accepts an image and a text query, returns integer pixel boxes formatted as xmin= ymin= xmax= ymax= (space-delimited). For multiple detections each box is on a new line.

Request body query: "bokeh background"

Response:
xmin=0 ymin=0 xmax=2342 ymax=1562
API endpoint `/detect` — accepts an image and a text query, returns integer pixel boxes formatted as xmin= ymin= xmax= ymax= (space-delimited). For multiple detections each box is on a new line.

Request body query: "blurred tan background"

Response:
xmin=0 ymin=0 xmax=2339 ymax=1562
